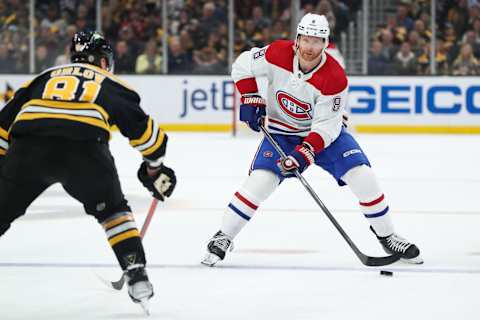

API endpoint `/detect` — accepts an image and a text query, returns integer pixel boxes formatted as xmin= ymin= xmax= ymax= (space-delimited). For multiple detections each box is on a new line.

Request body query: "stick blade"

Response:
xmin=363 ymin=254 xmax=401 ymax=267
xmin=111 ymin=276 xmax=126 ymax=290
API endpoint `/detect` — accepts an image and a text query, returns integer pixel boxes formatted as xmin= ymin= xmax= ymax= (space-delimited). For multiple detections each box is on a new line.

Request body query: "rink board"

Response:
xmin=1 ymin=74 xmax=480 ymax=133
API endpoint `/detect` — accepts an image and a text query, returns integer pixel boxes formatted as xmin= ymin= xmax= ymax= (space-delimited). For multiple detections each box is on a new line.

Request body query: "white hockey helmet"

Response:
xmin=296 ymin=13 xmax=330 ymax=43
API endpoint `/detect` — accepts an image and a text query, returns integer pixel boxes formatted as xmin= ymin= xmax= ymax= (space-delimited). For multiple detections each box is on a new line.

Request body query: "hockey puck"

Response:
xmin=380 ymin=270 xmax=393 ymax=276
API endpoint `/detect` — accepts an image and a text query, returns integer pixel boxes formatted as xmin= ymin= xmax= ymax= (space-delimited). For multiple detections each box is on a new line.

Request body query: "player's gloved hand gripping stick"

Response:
xmin=259 ymin=122 xmax=401 ymax=267
xmin=239 ymin=94 xmax=267 ymax=132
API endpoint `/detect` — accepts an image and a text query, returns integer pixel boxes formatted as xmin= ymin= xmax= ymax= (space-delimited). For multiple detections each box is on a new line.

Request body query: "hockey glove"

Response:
xmin=138 ymin=161 xmax=176 ymax=201
xmin=239 ymin=94 xmax=266 ymax=132
xmin=277 ymin=143 xmax=315 ymax=176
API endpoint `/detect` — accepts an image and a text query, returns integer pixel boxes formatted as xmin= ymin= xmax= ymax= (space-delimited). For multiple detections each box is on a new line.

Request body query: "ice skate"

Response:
xmin=125 ymin=265 xmax=154 ymax=315
xmin=201 ymin=231 xmax=233 ymax=267
xmin=371 ymin=226 xmax=423 ymax=264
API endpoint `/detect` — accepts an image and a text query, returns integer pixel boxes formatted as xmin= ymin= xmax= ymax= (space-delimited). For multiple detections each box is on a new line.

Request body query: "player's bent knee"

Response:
xmin=341 ymin=164 xmax=373 ymax=183
xmin=241 ymin=169 xmax=280 ymax=203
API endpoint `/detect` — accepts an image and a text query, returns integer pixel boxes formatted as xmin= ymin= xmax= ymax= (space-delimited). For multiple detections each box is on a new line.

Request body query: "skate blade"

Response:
xmin=201 ymin=253 xmax=221 ymax=267
xmin=401 ymin=256 xmax=424 ymax=264
xmin=139 ymin=298 xmax=150 ymax=316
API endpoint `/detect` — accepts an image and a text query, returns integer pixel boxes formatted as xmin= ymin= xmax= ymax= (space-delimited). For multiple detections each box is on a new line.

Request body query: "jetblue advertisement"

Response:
xmin=1 ymin=75 xmax=479 ymax=132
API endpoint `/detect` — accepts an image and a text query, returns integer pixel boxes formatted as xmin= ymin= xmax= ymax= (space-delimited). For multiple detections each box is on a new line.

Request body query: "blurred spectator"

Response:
xmin=452 ymin=43 xmax=480 ymax=75
xmin=435 ymin=38 xmax=451 ymax=75
xmin=472 ymin=17 xmax=480 ymax=41
xmin=416 ymin=42 xmax=431 ymax=75
xmin=467 ymin=4 xmax=480 ymax=26
xmin=413 ymin=19 xmax=431 ymax=43
xmin=193 ymin=47 xmax=226 ymax=74
xmin=0 ymin=43 xmax=15 ymax=73
xmin=198 ymin=2 xmax=222 ymax=46
xmin=115 ymin=40 xmax=136 ymax=74
xmin=35 ymin=44 xmax=54 ymax=72
xmin=393 ymin=42 xmax=417 ymax=75
xmin=407 ymin=30 xmax=424 ymax=56
xmin=396 ymin=3 xmax=414 ymax=32
xmin=126 ymin=9 xmax=146 ymax=40
xmin=385 ymin=13 xmax=407 ymax=44
xmin=168 ymin=36 xmax=193 ymax=74
xmin=462 ymin=30 xmax=480 ymax=57
xmin=239 ymin=19 xmax=262 ymax=48
xmin=271 ymin=19 xmax=289 ymax=41
xmin=379 ymin=29 xmax=398 ymax=61
xmin=135 ymin=39 xmax=162 ymax=74
xmin=368 ymin=40 xmax=389 ymax=75
xmin=252 ymin=5 xmax=271 ymax=30
xmin=447 ymin=0 xmax=469 ymax=38
xmin=117 ymin=25 xmax=142 ymax=58
xmin=54 ymin=44 xmax=71 ymax=66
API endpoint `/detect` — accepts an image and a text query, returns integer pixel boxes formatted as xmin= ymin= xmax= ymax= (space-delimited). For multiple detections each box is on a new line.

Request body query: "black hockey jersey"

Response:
xmin=0 ymin=63 xmax=166 ymax=163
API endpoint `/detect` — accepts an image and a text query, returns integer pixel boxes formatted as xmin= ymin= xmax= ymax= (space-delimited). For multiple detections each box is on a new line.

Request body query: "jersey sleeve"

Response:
xmin=231 ymin=46 xmax=269 ymax=95
xmin=0 ymin=83 xmax=31 ymax=157
xmin=302 ymin=88 xmax=348 ymax=153
xmin=98 ymin=82 xmax=167 ymax=166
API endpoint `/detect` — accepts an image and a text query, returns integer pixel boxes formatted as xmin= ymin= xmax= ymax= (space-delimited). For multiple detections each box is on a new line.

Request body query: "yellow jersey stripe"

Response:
xmin=108 ymin=229 xmax=140 ymax=246
xmin=0 ymin=149 xmax=5 ymax=156
xmin=102 ymin=215 xmax=134 ymax=230
xmin=130 ymin=118 xmax=153 ymax=147
xmin=16 ymin=112 xmax=110 ymax=132
xmin=0 ymin=127 xmax=8 ymax=140
xmin=23 ymin=99 xmax=110 ymax=122
xmin=142 ymin=130 xmax=165 ymax=156
xmin=20 ymin=80 xmax=32 ymax=89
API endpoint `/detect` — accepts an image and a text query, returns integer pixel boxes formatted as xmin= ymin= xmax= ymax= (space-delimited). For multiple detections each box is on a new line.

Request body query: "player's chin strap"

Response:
xmin=258 ymin=121 xmax=401 ymax=267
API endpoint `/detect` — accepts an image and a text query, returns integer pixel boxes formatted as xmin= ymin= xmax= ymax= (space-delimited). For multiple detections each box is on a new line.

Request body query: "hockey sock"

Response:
xmin=101 ymin=211 xmax=146 ymax=270
xmin=221 ymin=169 xmax=280 ymax=238
xmin=341 ymin=165 xmax=394 ymax=237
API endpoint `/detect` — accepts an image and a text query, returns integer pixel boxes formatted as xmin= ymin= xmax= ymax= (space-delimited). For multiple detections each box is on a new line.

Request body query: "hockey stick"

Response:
xmin=106 ymin=198 xmax=159 ymax=290
xmin=259 ymin=124 xmax=400 ymax=267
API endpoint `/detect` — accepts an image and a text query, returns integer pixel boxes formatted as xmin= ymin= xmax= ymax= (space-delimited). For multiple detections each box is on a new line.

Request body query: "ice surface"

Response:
xmin=0 ymin=132 xmax=479 ymax=320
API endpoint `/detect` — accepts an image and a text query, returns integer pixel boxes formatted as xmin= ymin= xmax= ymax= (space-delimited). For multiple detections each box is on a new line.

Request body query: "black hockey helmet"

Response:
xmin=70 ymin=30 xmax=114 ymax=72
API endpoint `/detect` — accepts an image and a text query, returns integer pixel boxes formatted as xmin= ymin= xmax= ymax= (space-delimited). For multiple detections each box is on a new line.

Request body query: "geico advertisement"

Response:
xmin=1 ymin=74 xmax=480 ymax=126
xmin=349 ymin=77 xmax=480 ymax=125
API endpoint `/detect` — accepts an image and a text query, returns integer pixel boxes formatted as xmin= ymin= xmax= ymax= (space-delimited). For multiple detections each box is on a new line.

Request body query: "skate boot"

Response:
xmin=201 ymin=231 xmax=233 ymax=267
xmin=370 ymin=226 xmax=423 ymax=264
xmin=125 ymin=264 xmax=154 ymax=315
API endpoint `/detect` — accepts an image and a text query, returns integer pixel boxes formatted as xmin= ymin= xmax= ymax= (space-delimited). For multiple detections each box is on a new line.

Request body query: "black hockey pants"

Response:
xmin=0 ymin=136 xmax=145 ymax=269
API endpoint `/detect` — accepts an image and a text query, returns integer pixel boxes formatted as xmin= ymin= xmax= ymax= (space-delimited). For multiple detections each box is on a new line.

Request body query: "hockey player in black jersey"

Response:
xmin=0 ymin=31 xmax=176 ymax=312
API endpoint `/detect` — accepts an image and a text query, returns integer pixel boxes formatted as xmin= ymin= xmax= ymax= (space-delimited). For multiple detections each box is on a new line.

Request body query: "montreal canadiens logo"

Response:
xmin=276 ymin=91 xmax=312 ymax=121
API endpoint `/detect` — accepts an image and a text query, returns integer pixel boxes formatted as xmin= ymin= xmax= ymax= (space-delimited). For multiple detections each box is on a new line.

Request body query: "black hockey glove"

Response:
xmin=137 ymin=162 xmax=176 ymax=201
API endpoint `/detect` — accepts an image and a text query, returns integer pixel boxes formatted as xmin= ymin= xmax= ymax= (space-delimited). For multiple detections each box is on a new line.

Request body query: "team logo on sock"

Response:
xmin=124 ymin=253 xmax=137 ymax=266
xmin=263 ymin=151 xmax=273 ymax=158
xmin=276 ymin=91 xmax=312 ymax=121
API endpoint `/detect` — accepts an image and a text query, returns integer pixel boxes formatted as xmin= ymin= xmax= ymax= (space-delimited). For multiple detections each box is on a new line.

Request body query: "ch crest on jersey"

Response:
xmin=276 ymin=91 xmax=312 ymax=121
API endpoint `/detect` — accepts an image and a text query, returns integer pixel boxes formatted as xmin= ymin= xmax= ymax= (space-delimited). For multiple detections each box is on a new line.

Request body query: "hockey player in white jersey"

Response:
xmin=202 ymin=13 xmax=422 ymax=266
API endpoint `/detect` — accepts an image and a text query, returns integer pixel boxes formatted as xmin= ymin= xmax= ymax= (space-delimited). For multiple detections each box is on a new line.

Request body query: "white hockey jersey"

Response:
xmin=232 ymin=40 xmax=348 ymax=152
